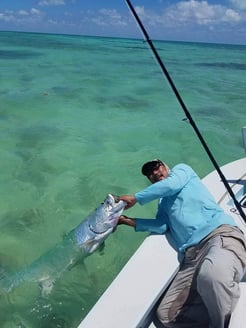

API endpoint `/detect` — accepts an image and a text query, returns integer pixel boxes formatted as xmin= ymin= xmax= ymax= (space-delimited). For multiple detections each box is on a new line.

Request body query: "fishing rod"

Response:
xmin=125 ymin=0 xmax=246 ymax=222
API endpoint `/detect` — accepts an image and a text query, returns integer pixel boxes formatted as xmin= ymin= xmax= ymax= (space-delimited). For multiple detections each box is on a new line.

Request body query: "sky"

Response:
xmin=0 ymin=0 xmax=245 ymax=45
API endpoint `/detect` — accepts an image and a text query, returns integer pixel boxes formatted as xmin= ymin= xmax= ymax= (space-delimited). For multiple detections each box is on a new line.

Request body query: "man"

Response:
xmin=118 ymin=159 xmax=246 ymax=328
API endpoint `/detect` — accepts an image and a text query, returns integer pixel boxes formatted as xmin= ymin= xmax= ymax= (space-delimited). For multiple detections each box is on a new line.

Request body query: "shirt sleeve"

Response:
xmin=135 ymin=164 xmax=195 ymax=205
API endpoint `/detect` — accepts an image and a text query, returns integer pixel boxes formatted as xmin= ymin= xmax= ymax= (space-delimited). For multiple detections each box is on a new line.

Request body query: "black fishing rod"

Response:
xmin=125 ymin=0 xmax=246 ymax=222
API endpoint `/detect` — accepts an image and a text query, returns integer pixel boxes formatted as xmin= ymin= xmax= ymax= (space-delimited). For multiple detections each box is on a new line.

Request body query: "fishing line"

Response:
xmin=125 ymin=0 xmax=246 ymax=222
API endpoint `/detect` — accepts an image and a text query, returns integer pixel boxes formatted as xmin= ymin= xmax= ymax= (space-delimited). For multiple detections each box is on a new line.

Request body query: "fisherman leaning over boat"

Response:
xmin=117 ymin=159 xmax=246 ymax=328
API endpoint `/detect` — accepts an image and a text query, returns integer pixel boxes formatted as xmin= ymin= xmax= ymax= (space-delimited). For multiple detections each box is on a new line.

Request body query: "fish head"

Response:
xmin=89 ymin=194 xmax=126 ymax=235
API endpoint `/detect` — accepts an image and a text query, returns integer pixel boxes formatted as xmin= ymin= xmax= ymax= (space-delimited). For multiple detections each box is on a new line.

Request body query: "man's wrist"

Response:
xmin=119 ymin=215 xmax=136 ymax=228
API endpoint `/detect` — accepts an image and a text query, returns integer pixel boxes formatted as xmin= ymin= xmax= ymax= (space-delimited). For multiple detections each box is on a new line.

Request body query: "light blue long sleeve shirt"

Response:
xmin=135 ymin=164 xmax=236 ymax=252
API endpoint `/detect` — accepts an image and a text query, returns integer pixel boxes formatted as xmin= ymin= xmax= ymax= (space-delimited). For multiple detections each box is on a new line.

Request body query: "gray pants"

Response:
xmin=155 ymin=225 xmax=246 ymax=328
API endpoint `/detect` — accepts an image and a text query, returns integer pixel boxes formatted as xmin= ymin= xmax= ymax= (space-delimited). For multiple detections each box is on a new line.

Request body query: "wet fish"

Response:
xmin=0 ymin=194 xmax=126 ymax=295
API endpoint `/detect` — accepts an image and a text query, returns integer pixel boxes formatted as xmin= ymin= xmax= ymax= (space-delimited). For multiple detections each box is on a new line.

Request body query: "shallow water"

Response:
xmin=0 ymin=31 xmax=245 ymax=327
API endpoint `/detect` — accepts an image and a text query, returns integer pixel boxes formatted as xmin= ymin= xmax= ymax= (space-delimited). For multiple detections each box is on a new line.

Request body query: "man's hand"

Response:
xmin=119 ymin=195 xmax=137 ymax=209
xmin=118 ymin=215 xmax=136 ymax=228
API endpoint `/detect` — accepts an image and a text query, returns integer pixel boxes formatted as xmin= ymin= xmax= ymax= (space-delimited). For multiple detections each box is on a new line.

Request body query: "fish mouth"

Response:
xmin=104 ymin=194 xmax=126 ymax=216
xmin=111 ymin=198 xmax=126 ymax=213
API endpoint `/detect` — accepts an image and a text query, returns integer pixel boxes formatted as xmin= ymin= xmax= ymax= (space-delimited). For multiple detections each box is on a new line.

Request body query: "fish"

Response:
xmin=0 ymin=194 xmax=126 ymax=296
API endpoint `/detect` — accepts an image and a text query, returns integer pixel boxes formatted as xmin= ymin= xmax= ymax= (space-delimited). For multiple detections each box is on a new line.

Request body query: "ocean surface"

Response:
xmin=0 ymin=31 xmax=245 ymax=327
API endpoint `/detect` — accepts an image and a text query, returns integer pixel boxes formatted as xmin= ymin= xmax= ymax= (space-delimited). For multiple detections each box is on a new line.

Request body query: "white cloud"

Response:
xmin=18 ymin=10 xmax=29 ymax=16
xmin=90 ymin=8 xmax=127 ymax=27
xmin=135 ymin=6 xmax=145 ymax=17
xmin=0 ymin=11 xmax=15 ymax=22
xmin=38 ymin=0 xmax=65 ymax=6
xmin=134 ymin=1 xmax=244 ymax=28
xmin=222 ymin=9 xmax=241 ymax=23
xmin=0 ymin=8 xmax=43 ymax=24
xmin=173 ymin=0 xmax=241 ymax=25
xmin=230 ymin=0 xmax=246 ymax=11
xmin=134 ymin=6 xmax=163 ymax=26
xmin=30 ymin=8 xmax=42 ymax=15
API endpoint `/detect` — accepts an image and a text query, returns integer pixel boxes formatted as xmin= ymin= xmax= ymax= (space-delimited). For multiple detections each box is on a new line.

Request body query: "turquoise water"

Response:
xmin=0 ymin=31 xmax=245 ymax=327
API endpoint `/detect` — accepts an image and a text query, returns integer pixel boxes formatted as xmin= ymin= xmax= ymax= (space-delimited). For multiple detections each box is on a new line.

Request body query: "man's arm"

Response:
xmin=136 ymin=164 xmax=194 ymax=205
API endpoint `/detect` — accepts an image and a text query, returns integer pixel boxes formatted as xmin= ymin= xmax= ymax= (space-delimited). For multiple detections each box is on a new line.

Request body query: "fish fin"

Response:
xmin=81 ymin=238 xmax=100 ymax=254
xmin=67 ymin=256 xmax=85 ymax=271
xmin=97 ymin=242 xmax=105 ymax=255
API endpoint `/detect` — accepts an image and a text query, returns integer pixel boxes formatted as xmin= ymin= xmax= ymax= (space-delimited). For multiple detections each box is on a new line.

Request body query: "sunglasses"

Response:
xmin=142 ymin=160 xmax=163 ymax=177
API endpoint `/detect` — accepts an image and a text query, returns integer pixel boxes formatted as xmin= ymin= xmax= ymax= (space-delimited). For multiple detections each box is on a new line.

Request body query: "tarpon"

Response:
xmin=0 ymin=194 xmax=126 ymax=295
